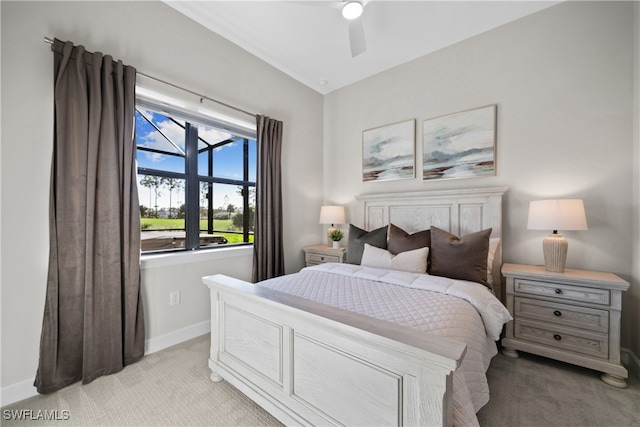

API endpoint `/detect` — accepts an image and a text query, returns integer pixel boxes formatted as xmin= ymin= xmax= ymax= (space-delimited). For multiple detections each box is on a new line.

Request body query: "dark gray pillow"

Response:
xmin=346 ymin=224 xmax=388 ymax=264
xmin=429 ymin=226 xmax=492 ymax=288
xmin=388 ymin=224 xmax=430 ymax=255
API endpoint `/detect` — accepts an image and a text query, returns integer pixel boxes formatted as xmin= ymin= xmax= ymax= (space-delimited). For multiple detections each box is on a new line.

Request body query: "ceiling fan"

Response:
xmin=341 ymin=1 xmax=367 ymax=57
xmin=295 ymin=1 xmax=368 ymax=57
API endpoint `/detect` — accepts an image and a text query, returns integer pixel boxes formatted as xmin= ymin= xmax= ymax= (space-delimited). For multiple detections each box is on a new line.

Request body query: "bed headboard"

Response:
xmin=355 ymin=187 xmax=508 ymax=299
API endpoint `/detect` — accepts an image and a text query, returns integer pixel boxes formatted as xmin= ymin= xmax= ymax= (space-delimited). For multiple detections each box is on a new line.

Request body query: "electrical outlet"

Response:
xmin=169 ymin=291 xmax=181 ymax=306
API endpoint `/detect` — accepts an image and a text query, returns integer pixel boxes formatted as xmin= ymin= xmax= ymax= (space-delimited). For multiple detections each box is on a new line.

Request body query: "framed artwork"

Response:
xmin=422 ymin=105 xmax=496 ymax=181
xmin=363 ymin=119 xmax=415 ymax=182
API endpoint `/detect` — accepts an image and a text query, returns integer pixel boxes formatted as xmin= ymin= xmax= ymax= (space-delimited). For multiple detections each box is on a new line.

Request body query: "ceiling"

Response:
xmin=165 ymin=1 xmax=559 ymax=95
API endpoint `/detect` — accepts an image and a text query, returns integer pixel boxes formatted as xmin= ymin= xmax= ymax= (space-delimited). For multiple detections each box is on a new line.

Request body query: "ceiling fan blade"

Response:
xmin=348 ymin=17 xmax=366 ymax=57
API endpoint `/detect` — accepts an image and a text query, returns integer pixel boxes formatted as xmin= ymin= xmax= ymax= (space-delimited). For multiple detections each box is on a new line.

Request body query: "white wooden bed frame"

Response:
xmin=203 ymin=187 xmax=506 ymax=427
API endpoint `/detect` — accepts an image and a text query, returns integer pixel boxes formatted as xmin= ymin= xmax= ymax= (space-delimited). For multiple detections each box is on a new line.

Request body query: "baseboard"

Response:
xmin=621 ymin=347 xmax=640 ymax=381
xmin=1 ymin=320 xmax=211 ymax=408
xmin=0 ymin=378 xmax=37 ymax=409
xmin=144 ymin=320 xmax=211 ymax=355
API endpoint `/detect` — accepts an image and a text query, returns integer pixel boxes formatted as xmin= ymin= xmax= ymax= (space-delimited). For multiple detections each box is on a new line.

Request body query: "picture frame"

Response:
xmin=363 ymin=119 xmax=415 ymax=182
xmin=422 ymin=104 xmax=497 ymax=181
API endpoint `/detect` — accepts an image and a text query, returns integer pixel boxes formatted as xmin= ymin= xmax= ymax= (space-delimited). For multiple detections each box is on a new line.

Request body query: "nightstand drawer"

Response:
xmin=514 ymin=319 xmax=608 ymax=359
xmin=303 ymin=245 xmax=346 ymax=267
xmin=514 ymin=279 xmax=610 ymax=306
xmin=306 ymin=253 xmax=341 ymax=264
xmin=514 ymin=297 xmax=609 ymax=333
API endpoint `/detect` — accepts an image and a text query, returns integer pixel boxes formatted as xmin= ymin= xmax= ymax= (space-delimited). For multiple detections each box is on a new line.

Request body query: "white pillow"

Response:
xmin=360 ymin=243 xmax=429 ymax=273
xmin=487 ymin=238 xmax=501 ymax=286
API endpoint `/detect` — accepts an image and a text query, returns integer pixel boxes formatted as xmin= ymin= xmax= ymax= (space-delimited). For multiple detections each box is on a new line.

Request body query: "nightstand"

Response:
xmin=303 ymin=245 xmax=346 ymax=267
xmin=501 ymin=263 xmax=630 ymax=388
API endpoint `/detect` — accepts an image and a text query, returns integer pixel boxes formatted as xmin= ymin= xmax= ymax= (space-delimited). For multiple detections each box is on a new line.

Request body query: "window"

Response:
xmin=136 ymin=105 xmax=256 ymax=253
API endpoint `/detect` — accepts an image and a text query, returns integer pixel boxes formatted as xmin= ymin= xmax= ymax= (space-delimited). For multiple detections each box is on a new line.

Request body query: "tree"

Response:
xmin=237 ymin=186 xmax=256 ymax=207
xmin=226 ymin=203 xmax=236 ymax=219
xmin=162 ymin=178 xmax=183 ymax=219
xmin=221 ymin=195 xmax=230 ymax=218
xmin=232 ymin=206 xmax=255 ymax=231
xmin=139 ymin=175 xmax=163 ymax=217
xmin=200 ymin=182 xmax=210 ymax=206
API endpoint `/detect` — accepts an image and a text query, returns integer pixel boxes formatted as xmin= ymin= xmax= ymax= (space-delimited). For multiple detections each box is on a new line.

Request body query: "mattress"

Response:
xmin=258 ymin=263 xmax=512 ymax=427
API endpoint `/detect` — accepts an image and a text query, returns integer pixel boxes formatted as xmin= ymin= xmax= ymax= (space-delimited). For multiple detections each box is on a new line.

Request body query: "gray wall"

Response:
xmin=0 ymin=0 xmax=323 ymax=392
xmin=324 ymin=1 xmax=639 ymax=355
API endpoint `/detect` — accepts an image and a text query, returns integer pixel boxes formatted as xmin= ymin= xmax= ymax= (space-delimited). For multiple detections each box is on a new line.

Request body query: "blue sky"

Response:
xmin=135 ymin=109 xmax=256 ymax=211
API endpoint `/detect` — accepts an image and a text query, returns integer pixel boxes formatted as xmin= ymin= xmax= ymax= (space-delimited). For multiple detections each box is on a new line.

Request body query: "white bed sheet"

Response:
xmin=258 ymin=263 xmax=512 ymax=427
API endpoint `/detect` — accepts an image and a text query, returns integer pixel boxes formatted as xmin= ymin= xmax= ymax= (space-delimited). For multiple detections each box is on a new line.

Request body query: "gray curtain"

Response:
xmin=252 ymin=115 xmax=285 ymax=282
xmin=35 ymin=39 xmax=145 ymax=394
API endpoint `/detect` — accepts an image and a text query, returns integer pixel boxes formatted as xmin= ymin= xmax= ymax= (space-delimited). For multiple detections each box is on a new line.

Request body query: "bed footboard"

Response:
xmin=203 ymin=274 xmax=466 ymax=427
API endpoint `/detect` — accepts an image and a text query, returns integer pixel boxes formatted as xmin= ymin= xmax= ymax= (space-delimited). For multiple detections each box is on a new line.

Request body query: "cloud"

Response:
xmin=137 ymin=110 xmax=186 ymax=162
xmin=199 ymin=126 xmax=233 ymax=147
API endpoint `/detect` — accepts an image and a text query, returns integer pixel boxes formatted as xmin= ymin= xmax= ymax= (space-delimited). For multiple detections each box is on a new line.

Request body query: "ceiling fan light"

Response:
xmin=342 ymin=1 xmax=363 ymax=20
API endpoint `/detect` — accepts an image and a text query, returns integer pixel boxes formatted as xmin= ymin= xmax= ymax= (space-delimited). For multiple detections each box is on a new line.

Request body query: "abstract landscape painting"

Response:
xmin=363 ymin=119 xmax=415 ymax=182
xmin=422 ymin=105 xmax=496 ymax=181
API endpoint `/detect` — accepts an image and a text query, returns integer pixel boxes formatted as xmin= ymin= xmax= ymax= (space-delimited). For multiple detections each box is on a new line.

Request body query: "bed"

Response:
xmin=203 ymin=187 xmax=510 ymax=426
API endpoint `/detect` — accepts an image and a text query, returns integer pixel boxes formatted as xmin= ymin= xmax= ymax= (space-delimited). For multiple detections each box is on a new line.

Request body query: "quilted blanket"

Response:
xmin=258 ymin=263 xmax=512 ymax=427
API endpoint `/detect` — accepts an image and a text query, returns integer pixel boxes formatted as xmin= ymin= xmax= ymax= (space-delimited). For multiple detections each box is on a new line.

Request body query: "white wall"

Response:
xmin=0 ymin=0 xmax=323 ymax=401
xmin=324 ymin=1 xmax=638 ymax=354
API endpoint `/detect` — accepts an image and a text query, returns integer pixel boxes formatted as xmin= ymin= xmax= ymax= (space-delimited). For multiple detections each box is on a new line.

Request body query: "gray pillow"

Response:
xmin=387 ymin=224 xmax=430 ymax=255
xmin=346 ymin=224 xmax=388 ymax=264
xmin=429 ymin=226 xmax=492 ymax=288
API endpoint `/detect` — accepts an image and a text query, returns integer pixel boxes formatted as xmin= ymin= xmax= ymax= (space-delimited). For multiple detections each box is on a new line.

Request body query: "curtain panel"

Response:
xmin=35 ymin=39 xmax=145 ymax=393
xmin=253 ymin=115 xmax=285 ymax=282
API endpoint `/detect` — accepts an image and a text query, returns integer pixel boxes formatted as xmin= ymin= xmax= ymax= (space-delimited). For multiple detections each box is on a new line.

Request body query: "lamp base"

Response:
xmin=542 ymin=233 xmax=568 ymax=273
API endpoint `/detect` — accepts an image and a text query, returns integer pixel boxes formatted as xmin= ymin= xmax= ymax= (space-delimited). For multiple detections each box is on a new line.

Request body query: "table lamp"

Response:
xmin=527 ymin=199 xmax=588 ymax=273
xmin=319 ymin=205 xmax=345 ymax=247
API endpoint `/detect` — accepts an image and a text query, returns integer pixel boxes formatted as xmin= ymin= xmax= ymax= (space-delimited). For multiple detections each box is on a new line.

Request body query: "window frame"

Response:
xmin=135 ymin=97 xmax=257 ymax=254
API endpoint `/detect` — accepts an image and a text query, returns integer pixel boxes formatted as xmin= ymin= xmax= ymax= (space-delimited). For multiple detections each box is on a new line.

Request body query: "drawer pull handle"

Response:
xmin=320 ymin=257 xmax=325 ymax=261
xmin=553 ymin=334 xmax=562 ymax=341
xmin=555 ymin=289 xmax=563 ymax=294
xmin=554 ymin=310 xmax=562 ymax=317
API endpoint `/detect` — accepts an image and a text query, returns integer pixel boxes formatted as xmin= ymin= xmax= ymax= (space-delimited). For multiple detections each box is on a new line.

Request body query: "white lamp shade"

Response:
xmin=527 ymin=199 xmax=588 ymax=232
xmin=319 ymin=205 xmax=346 ymax=225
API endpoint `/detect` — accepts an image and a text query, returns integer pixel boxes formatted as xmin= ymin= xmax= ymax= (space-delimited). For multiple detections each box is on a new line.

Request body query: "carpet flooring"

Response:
xmin=3 ymin=335 xmax=638 ymax=426
xmin=477 ymin=348 xmax=639 ymax=427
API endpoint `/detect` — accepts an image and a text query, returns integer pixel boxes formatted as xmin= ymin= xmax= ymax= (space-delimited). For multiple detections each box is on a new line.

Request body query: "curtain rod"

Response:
xmin=44 ymin=36 xmax=256 ymax=118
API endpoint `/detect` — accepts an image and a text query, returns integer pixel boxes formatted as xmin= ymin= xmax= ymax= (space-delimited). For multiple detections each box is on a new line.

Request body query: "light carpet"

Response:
xmin=2 ymin=335 xmax=638 ymax=426
xmin=2 ymin=336 xmax=281 ymax=426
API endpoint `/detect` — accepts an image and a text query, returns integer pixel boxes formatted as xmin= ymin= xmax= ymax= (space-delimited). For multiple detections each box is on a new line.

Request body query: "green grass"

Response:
xmin=140 ymin=218 xmax=253 ymax=244
xmin=141 ymin=218 xmax=232 ymax=230
xmin=140 ymin=218 xmax=185 ymax=230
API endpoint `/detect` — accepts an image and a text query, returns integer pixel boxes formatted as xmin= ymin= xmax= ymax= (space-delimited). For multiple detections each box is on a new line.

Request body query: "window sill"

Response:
xmin=140 ymin=245 xmax=253 ymax=270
